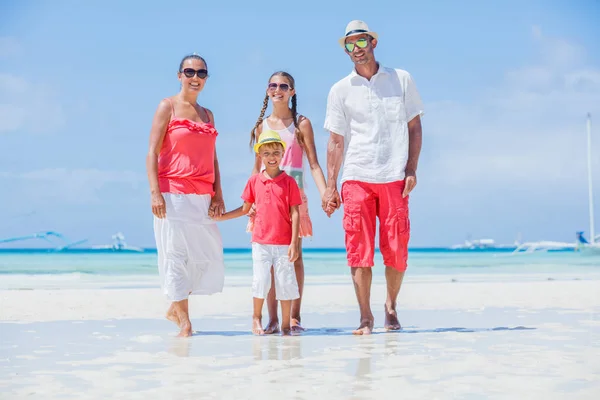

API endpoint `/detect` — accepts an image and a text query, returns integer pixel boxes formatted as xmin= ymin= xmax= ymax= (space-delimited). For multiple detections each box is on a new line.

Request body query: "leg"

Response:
xmin=252 ymin=297 xmax=266 ymax=335
xmin=384 ymin=267 xmax=405 ymax=330
xmin=378 ymin=180 xmax=411 ymax=331
xmin=166 ymin=302 xmax=180 ymax=327
xmin=291 ymin=239 xmax=304 ymax=332
xmin=264 ymin=267 xmax=280 ymax=334
xmin=351 ymin=267 xmax=374 ymax=334
xmin=251 ymin=243 xmax=273 ymax=335
xmin=173 ymin=299 xmax=192 ymax=337
xmin=341 ymin=181 xmax=377 ymax=334
xmin=273 ymin=245 xmax=300 ymax=335
xmin=280 ymin=300 xmax=292 ymax=335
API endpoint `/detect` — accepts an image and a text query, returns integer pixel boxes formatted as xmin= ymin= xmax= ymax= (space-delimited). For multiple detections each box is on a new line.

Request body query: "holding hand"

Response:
xmin=151 ymin=193 xmax=166 ymax=219
xmin=209 ymin=195 xmax=226 ymax=218
xmin=322 ymin=186 xmax=341 ymax=217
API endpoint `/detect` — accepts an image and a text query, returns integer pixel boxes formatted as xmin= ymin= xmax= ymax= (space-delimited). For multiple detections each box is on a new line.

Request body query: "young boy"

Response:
xmin=214 ymin=130 xmax=302 ymax=335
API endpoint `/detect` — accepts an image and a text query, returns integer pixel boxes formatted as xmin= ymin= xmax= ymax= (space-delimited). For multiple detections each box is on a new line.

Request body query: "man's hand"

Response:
xmin=402 ymin=170 xmax=417 ymax=198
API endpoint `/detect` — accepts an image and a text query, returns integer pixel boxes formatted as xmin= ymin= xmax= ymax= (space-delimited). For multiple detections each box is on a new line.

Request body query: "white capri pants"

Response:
xmin=154 ymin=193 xmax=225 ymax=302
xmin=252 ymin=243 xmax=299 ymax=301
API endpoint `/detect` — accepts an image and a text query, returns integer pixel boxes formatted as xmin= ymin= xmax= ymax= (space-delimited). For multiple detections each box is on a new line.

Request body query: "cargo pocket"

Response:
xmin=343 ymin=203 xmax=361 ymax=232
xmin=395 ymin=206 xmax=409 ymax=234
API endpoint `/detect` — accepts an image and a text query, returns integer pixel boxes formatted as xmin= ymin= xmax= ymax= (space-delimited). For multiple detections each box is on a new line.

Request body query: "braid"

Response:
xmin=290 ymin=93 xmax=304 ymax=146
xmin=250 ymin=94 xmax=269 ymax=149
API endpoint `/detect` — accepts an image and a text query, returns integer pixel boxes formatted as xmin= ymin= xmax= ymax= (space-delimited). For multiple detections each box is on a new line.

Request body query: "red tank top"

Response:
xmin=157 ymin=99 xmax=218 ymax=196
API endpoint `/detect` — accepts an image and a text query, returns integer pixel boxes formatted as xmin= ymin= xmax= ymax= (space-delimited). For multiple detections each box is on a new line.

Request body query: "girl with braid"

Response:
xmin=247 ymin=71 xmax=327 ymax=333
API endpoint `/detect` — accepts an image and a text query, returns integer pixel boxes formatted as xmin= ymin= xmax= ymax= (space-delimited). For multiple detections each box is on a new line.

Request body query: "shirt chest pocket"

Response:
xmin=382 ymin=96 xmax=406 ymax=122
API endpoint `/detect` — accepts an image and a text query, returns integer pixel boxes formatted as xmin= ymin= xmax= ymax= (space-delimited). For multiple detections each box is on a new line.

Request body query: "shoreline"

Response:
xmin=3 ymin=279 xmax=599 ymax=323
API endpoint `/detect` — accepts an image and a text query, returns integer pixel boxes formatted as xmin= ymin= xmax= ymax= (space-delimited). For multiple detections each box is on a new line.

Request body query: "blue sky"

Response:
xmin=1 ymin=0 xmax=599 ymax=248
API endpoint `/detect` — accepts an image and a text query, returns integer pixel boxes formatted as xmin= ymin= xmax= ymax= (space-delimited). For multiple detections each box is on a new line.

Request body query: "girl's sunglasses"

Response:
xmin=344 ymin=38 xmax=369 ymax=53
xmin=267 ymin=83 xmax=291 ymax=92
xmin=182 ymin=68 xmax=208 ymax=79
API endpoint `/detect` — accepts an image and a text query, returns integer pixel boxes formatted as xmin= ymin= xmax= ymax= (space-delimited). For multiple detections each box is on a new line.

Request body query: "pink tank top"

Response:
xmin=158 ymin=99 xmax=218 ymax=196
xmin=262 ymin=119 xmax=305 ymax=189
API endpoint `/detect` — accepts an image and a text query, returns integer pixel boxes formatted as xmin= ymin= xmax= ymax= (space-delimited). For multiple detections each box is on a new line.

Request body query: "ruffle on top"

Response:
xmin=168 ymin=118 xmax=218 ymax=137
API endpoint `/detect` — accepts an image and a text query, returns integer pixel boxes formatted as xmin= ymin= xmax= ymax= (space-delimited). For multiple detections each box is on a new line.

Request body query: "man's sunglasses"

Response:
xmin=267 ymin=83 xmax=292 ymax=92
xmin=181 ymin=68 xmax=208 ymax=79
xmin=344 ymin=38 xmax=369 ymax=53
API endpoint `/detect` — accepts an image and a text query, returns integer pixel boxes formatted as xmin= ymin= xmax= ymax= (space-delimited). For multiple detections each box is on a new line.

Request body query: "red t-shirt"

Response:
xmin=241 ymin=171 xmax=302 ymax=245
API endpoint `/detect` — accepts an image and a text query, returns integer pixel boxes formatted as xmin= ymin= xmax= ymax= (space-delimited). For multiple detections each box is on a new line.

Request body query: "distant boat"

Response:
xmin=451 ymin=237 xmax=519 ymax=250
xmin=575 ymin=114 xmax=600 ymax=255
xmin=91 ymin=232 xmax=144 ymax=253
xmin=512 ymin=113 xmax=598 ymax=255
xmin=512 ymin=240 xmax=576 ymax=254
xmin=0 ymin=231 xmax=87 ymax=250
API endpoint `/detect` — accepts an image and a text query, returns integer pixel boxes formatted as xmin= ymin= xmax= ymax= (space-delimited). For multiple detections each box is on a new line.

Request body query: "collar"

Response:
xmin=259 ymin=170 xmax=287 ymax=183
xmin=350 ymin=62 xmax=389 ymax=80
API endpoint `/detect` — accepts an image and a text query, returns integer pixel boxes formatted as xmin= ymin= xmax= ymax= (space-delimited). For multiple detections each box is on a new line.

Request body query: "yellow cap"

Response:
xmin=254 ymin=130 xmax=286 ymax=154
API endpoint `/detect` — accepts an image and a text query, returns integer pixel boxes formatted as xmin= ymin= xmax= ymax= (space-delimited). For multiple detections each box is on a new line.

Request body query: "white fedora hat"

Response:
xmin=338 ymin=20 xmax=378 ymax=48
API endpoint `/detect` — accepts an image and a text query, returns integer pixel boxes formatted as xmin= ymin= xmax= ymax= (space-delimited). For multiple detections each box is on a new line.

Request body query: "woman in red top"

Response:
xmin=146 ymin=54 xmax=226 ymax=337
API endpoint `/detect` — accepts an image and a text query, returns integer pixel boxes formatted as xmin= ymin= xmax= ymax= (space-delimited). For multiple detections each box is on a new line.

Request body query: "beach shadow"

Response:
xmin=299 ymin=326 xmax=536 ymax=336
xmin=167 ymin=326 xmax=536 ymax=338
xmin=191 ymin=330 xmax=253 ymax=337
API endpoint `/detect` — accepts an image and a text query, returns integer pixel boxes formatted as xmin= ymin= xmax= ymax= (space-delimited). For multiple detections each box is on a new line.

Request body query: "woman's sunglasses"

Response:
xmin=181 ymin=68 xmax=208 ymax=79
xmin=344 ymin=38 xmax=369 ymax=53
xmin=267 ymin=83 xmax=292 ymax=92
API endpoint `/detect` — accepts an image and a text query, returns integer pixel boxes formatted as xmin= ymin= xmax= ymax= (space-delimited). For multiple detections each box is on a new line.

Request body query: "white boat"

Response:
xmin=512 ymin=113 xmax=598 ymax=255
xmin=512 ymin=240 xmax=576 ymax=253
xmin=575 ymin=114 xmax=600 ymax=255
xmin=91 ymin=232 xmax=144 ymax=253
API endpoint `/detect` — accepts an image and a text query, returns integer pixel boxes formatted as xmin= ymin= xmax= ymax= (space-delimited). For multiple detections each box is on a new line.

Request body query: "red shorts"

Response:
xmin=341 ymin=180 xmax=410 ymax=272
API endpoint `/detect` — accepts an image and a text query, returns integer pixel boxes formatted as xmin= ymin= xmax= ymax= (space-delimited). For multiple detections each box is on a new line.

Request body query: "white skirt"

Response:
xmin=154 ymin=193 xmax=225 ymax=301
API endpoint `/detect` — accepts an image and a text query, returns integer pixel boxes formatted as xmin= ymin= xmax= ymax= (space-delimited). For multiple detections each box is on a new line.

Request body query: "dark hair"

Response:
xmin=250 ymin=71 xmax=303 ymax=149
xmin=178 ymin=53 xmax=207 ymax=72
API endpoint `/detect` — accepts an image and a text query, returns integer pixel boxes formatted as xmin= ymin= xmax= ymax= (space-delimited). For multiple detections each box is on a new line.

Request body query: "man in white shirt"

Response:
xmin=323 ymin=20 xmax=424 ymax=335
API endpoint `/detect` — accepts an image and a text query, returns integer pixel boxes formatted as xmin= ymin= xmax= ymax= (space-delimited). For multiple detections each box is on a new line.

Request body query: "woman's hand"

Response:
xmin=209 ymin=195 xmax=226 ymax=219
xmin=151 ymin=193 xmax=166 ymax=218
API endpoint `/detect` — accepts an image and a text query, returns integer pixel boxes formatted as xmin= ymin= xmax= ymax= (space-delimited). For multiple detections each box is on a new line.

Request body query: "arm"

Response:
xmin=323 ymin=132 xmax=344 ymax=215
xmin=216 ymin=202 xmax=253 ymax=221
xmin=299 ymin=117 xmax=327 ymax=197
xmin=146 ymin=99 xmax=172 ymax=218
xmin=405 ymin=116 xmax=423 ymax=176
xmin=402 ymin=115 xmax=423 ymax=198
xmin=322 ymin=87 xmax=346 ymax=215
xmin=401 ymin=72 xmax=424 ymax=198
xmin=206 ymin=108 xmax=225 ymax=217
xmin=288 ymin=205 xmax=300 ymax=262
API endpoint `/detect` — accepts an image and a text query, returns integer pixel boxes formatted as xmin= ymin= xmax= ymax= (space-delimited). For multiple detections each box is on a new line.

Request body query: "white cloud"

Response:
xmin=424 ymin=26 xmax=600 ymax=189
xmin=0 ymin=73 xmax=66 ymax=134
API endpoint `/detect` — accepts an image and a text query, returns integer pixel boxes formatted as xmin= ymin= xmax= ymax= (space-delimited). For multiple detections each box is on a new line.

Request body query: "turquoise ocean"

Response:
xmin=1 ymin=248 xmax=599 ymax=290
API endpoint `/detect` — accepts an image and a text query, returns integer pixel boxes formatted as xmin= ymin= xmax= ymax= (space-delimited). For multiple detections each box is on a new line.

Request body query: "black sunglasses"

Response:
xmin=267 ymin=83 xmax=291 ymax=92
xmin=181 ymin=68 xmax=208 ymax=79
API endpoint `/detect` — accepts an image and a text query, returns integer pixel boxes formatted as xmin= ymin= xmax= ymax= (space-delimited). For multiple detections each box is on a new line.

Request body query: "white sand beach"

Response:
xmin=2 ymin=277 xmax=600 ymax=399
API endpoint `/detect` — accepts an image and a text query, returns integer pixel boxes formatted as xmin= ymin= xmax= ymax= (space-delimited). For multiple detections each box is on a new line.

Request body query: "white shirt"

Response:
xmin=324 ymin=65 xmax=424 ymax=184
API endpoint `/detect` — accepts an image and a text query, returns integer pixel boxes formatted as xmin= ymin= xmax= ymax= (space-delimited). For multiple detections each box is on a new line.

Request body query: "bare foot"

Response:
xmin=166 ymin=305 xmax=180 ymax=328
xmin=252 ymin=317 xmax=265 ymax=335
xmin=264 ymin=319 xmax=280 ymax=335
xmin=290 ymin=318 xmax=305 ymax=332
xmin=281 ymin=327 xmax=292 ymax=336
xmin=384 ymin=306 xmax=402 ymax=331
xmin=352 ymin=319 xmax=374 ymax=335
xmin=177 ymin=320 xmax=193 ymax=337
